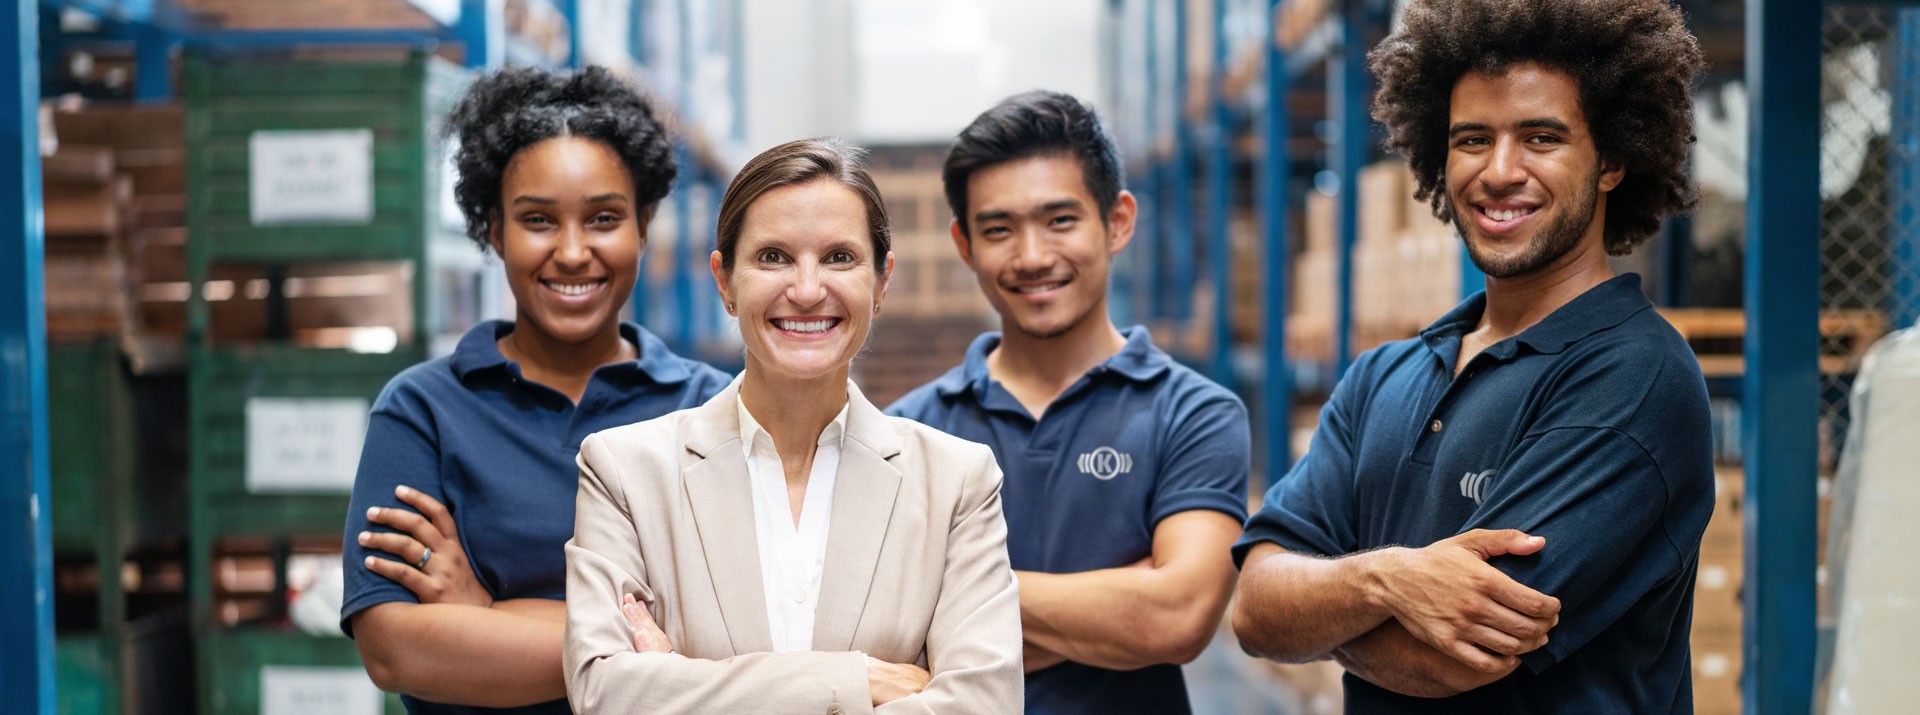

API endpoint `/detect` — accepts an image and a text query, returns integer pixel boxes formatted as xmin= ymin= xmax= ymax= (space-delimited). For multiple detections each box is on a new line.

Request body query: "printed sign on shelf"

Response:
xmin=261 ymin=666 xmax=382 ymax=715
xmin=249 ymin=129 xmax=375 ymax=225
xmin=245 ymin=398 xmax=370 ymax=494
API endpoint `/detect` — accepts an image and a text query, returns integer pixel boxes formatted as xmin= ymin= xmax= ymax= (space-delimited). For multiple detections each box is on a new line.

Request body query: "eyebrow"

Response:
xmin=972 ymin=198 xmax=1088 ymax=224
xmin=1448 ymin=118 xmax=1573 ymax=137
xmin=510 ymin=192 xmax=630 ymax=206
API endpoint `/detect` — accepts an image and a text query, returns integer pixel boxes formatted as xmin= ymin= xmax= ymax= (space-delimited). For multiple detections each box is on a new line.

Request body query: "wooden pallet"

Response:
xmin=1658 ymin=308 xmax=1886 ymax=377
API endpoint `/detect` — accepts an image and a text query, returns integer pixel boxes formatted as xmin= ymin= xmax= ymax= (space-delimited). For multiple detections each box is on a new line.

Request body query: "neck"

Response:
xmin=739 ymin=362 xmax=850 ymax=459
xmin=1479 ymin=236 xmax=1614 ymax=338
xmin=988 ymin=299 xmax=1128 ymax=393
xmin=502 ymin=317 xmax=631 ymax=379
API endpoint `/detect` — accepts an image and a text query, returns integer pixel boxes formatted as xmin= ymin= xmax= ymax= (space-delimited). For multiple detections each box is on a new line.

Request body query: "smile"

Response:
xmin=773 ymin=317 xmax=840 ymax=334
xmin=1479 ymin=206 xmax=1537 ymax=222
xmin=542 ymin=279 xmax=607 ymax=297
xmin=1009 ymin=279 xmax=1070 ymax=295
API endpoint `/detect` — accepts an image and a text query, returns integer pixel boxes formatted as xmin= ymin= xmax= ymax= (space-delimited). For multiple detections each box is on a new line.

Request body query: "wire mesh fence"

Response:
xmin=1819 ymin=5 xmax=1919 ymax=474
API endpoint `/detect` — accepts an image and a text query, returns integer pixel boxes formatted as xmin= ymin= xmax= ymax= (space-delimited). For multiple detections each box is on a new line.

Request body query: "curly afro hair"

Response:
xmin=1368 ymin=0 xmax=1704 ymax=255
xmin=444 ymin=65 xmax=676 ymax=253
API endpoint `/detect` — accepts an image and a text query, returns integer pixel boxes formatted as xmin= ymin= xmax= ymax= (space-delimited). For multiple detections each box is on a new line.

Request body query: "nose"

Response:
xmin=1481 ymin=136 xmax=1529 ymax=192
xmin=553 ymin=223 xmax=592 ymax=269
xmin=785 ymin=260 xmax=828 ymax=308
xmin=1009 ymin=228 xmax=1056 ymax=275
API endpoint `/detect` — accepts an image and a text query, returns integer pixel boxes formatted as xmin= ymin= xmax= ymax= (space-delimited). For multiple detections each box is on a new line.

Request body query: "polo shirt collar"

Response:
xmin=449 ymin=319 xmax=695 ymax=385
xmin=934 ymin=324 xmax=1172 ymax=400
xmin=1420 ymin=273 xmax=1652 ymax=360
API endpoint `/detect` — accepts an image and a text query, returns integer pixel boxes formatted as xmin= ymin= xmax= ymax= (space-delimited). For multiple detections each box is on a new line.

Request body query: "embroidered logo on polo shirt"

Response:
xmin=1076 ymin=446 xmax=1134 ymax=481
xmin=1460 ymin=469 xmax=1498 ymax=505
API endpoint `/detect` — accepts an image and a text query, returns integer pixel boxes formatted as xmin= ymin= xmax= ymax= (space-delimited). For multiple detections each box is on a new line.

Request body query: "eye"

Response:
xmin=1526 ymin=134 xmax=1564 ymax=145
xmin=825 ymin=249 xmax=856 ymax=264
xmin=590 ymin=212 xmax=623 ymax=226
xmin=757 ymin=248 xmax=786 ymax=264
xmin=1453 ymin=136 xmax=1490 ymax=148
xmin=980 ymin=226 xmax=1010 ymax=239
xmin=1049 ymin=215 xmax=1078 ymax=229
xmin=521 ymin=213 xmax=554 ymax=227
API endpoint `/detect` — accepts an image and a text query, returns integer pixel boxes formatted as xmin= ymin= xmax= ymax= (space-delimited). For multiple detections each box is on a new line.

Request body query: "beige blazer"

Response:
xmin=564 ymin=381 xmax=1023 ymax=714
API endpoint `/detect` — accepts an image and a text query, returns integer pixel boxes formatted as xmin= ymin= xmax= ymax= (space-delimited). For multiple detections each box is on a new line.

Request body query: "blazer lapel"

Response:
xmin=812 ymin=385 xmax=905 ymax=651
xmin=680 ymin=383 xmax=775 ymax=655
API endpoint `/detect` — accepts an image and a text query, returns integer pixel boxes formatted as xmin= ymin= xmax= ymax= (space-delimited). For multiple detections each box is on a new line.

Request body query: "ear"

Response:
xmin=709 ymin=250 xmax=733 ymax=314
xmin=948 ymin=218 xmax=977 ymax=270
xmin=1104 ymin=190 xmax=1138 ymax=256
xmin=1598 ymin=158 xmax=1626 ymax=194
xmin=874 ymin=251 xmax=896 ymax=314
xmin=487 ymin=213 xmax=505 ymax=255
xmin=636 ymin=206 xmax=653 ymax=252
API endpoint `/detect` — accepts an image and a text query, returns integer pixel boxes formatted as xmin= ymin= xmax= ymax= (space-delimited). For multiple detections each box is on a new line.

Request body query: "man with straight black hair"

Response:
xmin=886 ymin=90 xmax=1250 ymax=714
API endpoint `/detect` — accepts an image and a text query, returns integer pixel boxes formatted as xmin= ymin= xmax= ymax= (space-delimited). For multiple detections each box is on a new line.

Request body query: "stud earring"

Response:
xmin=872 ymin=303 xmax=881 ymax=313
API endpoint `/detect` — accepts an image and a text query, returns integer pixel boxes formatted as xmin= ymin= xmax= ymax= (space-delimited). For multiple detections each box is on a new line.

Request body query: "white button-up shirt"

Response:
xmin=737 ymin=386 xmax=848 ymax=653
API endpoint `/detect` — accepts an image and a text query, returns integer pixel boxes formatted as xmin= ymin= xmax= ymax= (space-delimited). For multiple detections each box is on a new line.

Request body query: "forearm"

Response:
xmin=1229 ymin=543 xmax=1398 ymax=663
xmin=1333 ymin=619 xmax=1517 ymax=697
xmin=1023 ymin=643 xmax=1067 ymax=673
xmin=493 ymin=598 xmax=566 ymax=622
xmin=353 ymin=602 xmax=565 ymax=706
xmin=1017 ymin=565 xmax=1229 ymax=670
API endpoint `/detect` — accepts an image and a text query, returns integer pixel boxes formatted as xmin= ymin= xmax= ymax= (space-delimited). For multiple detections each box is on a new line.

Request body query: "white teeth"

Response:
xmin=775 ymin=319 xmax=835 ymax=333
xmin=544 ymin=280 xmax=603 ymax=296
xmin=1484 ymin=207 xmax=1535 ymax=222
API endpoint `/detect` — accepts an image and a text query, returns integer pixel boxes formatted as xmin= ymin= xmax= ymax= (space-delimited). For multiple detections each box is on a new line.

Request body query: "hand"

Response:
xmin=1371 ymin=529 xmax=1560 ymax=671
xmin=622 ymin=592 xmax=674 ymax=653
xmin=359 ymin=486 xmax=493 ymax=608
xmin=864 ymin=657 xmax=931 ymax=706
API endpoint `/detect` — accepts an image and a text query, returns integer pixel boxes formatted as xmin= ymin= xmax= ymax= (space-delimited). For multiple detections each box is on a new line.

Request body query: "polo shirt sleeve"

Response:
xmin=1232 ymin=356 xmax=1370 ymax=565
xmin=338 ymin=377 xmax=444 ymax=637
xmin=1458 ymin=357 xmax=1697 ymax=674
xmin=1147 ymin=390 xmax=1252 ymax=528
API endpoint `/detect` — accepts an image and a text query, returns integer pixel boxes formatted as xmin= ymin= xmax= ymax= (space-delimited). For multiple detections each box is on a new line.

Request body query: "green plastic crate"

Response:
xmin=55 ymin=634 xmax=113 ymax=715
xmin=47 ymin=341 xmax=132 ymax=555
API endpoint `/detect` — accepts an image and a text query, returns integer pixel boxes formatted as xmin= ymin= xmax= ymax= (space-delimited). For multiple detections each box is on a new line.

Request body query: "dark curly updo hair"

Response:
xmin=1369 ymin=0 xmax=1704 ymax=254
xmin=443 ymin=65 xmax=677 ymax=253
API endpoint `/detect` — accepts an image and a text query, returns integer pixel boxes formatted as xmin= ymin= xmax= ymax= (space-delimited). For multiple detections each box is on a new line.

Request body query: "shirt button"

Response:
xmin=790 ymin=589 xmax=807 ymax=604
xmin=1429 ymin=419 xmax=1444 ymax=433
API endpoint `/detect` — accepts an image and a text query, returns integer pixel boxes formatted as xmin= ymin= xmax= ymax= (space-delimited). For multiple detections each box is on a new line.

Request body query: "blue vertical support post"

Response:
xmin=133 ymin=24 xmax=174 ymax=101
xmin=671 ymin=0 xmax=695 ymax=353
xmin=1207 ymin=0 xmax=1233 ymax=385
xmin=1168 ymin=0 xmax=1194 ymax=322
xmin=1331 ymin=0 xmax=1369 ymax=377
xmin=1891 ymin=7 xmax=1920 ymax=331
xmin=1 ymin=1 xmax=54 ymax=712
xmin=1140 ymin=0 xmax=1163 ymax=322
xmin=629 ymin=0 xmax=651 ymax=324
xmin=1743 ymin=0 xmax=1820 ymax=712
xmin=1260 ymin=0 xmax=1294 ymax=472
xmin=559 ymin=0 xmax=581 ymax=68
xmin=459 ymin=0 xmax=503 ymax=68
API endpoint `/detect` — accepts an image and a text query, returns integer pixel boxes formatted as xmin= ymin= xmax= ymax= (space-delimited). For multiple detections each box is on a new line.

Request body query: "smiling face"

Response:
xmin=951 ymin=154 xmax=1134 ymax=340
xmin=714 ymin=179 xmax=892 ymax=384
xmin=1445 ymin=63 xmax=1624 ymax=280
xmin=492 ymin=136 xmax=644 ymax=347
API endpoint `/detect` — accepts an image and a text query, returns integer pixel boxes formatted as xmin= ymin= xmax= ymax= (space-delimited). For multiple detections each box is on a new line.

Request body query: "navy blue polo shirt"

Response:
xmin=1235 ymin=274 xmax=1714 ymax=713
xmin=340 ymin=320 xmax=729 ymax=715
xmin=887 ymin=326 xmax=1250 ymax=715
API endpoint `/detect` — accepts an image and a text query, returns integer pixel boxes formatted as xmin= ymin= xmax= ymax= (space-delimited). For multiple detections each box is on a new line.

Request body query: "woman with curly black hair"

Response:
xmin=339 ymin=66 xmax=730 ymax=713
xmin=1233 ymin=1 xmax=1716 ymax=712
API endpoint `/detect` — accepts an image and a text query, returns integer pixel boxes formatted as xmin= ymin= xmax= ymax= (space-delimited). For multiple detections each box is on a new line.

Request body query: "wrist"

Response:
xmin=1352 ymin=547 xmax=1404 ymax=618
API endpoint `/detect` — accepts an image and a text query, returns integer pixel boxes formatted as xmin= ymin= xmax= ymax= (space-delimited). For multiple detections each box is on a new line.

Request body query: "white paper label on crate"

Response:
xmin=249 ymin=129 xmax=375 ymax=225
xmin=260 ymin=666 xmax=381 ymax=715
xmin=245 ymin=398 xmax=370 ymax=494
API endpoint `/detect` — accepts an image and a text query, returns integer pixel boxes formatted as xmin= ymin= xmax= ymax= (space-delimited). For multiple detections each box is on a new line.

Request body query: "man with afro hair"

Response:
xmin=1230 ymin=0 xmax=1715 ymax=711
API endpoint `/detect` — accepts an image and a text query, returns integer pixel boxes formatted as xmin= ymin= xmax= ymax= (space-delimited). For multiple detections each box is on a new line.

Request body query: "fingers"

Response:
xmin=621 ymin=593 xmax=673 ymax=653
xmin=1445 ymin=640 xmax=1518 ymax=675
xmin=357 ymin=531 xmax=427 ymax=565
xmin=394 ymin=486 xmax=458 ymax=541
xmin=366 ymin=506 xmax=442 ymax=549
xmin=1462 ymin=623 xmax=1547 ymax=657
xmin=1454 ymin=528 xmax=1546 ymax=559
xmin=1485 ymin=574 xmax=1561 ymax=620
xmin=363 ymin=554 xmax=432 ymax=595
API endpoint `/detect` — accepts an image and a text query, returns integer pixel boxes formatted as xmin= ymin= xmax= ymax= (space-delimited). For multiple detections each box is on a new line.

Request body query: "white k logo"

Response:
xmin=1076 ymin=446 xmax=1134 ymax=481
xmin=1460 ymin=469 xmax=1498 ymax=505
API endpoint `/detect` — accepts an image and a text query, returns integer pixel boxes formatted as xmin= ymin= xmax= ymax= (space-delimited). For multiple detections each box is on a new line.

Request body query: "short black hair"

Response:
xmin=942 ymin=90 xmax=1125 ymax=237
xmin=444 ymin=65 xmax=677 ymax=253
xmin=1369 ymin=0 xmax=1704 ymax=254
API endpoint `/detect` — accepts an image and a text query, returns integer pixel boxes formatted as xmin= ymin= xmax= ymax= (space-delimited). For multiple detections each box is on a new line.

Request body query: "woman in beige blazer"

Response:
xmin=563 ymin=138 xmax=1023 ymax=714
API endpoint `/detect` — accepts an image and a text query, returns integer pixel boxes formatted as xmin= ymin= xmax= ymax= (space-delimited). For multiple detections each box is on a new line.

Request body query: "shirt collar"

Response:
xmin=735 ymin=375 xmax=852 ymax=454
xmin=1420 ymin=273 xmax=1653 ymax=360
xmin=450 ymin=320 xmax=695 ymax=385
xmin=933 ymin=324 xmax=1173 ymax=399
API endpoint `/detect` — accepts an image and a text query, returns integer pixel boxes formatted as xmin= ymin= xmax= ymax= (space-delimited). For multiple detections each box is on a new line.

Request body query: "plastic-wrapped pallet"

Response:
xmin=1819 ymin=323 xmax=1920 ymax=714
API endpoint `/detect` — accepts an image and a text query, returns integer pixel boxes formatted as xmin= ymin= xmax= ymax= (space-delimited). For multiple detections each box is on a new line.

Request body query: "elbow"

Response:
xmin=1129 ymin=607 xmax=1220 ymax=668
xmin=1229 ymin=601 xmax=1325 ymax=664
xmin=355 ymin=640 xmax=405 ymax=694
